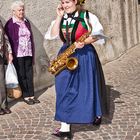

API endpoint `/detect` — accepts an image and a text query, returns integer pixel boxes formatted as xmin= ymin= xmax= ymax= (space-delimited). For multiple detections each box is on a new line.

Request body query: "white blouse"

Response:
xmin=45 ymin=11 xmax=105 ymax=44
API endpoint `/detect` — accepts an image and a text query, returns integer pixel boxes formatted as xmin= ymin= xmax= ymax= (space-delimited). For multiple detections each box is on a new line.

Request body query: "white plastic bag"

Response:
xmin=5 ymin=63 xmax=22 ymax=99
xmin=5 ymin=63 xmax=19 ymax=88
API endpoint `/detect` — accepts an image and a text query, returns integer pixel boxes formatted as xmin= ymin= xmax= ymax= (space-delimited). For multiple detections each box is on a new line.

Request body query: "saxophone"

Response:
xmin=48 ymin=31 xmax=91 ymax=75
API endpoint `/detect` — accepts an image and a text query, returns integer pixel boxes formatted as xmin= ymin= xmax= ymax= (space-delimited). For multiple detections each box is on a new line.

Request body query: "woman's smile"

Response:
xmin=61 ymin=0 xmax=77 ymax=14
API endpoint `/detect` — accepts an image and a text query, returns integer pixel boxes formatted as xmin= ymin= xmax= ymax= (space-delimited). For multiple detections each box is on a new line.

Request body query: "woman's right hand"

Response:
xmin=74 ymin=42 xmax=85 ymax=49
xmin=56 ymin=4 xmax=64 ymax=17
xmin=8 ymin=53 xmax=13 ymax=64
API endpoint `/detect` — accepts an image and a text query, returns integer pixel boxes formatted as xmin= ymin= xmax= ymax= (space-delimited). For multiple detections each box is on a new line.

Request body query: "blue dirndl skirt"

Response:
xmin=55 ymin=44 xmax=108 ymax=124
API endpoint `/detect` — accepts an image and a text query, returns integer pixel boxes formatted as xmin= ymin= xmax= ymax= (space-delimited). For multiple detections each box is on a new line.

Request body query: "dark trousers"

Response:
xmin=0 ymin=56 xmax=8 ymax=109
xmin=13 ymin=56 xmax=34 ymax=98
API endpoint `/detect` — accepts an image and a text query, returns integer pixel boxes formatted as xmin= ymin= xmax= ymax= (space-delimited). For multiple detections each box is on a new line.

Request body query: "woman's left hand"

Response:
xmin=74 ymin=42 xmax=85 ymax=49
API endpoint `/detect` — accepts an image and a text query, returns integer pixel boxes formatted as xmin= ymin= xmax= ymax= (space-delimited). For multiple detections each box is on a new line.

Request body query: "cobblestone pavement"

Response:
xmin=0 ymin=45 xmax=140 ymax=140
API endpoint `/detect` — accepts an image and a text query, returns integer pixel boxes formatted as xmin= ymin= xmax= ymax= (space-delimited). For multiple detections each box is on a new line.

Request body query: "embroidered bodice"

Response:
xmin=60 ymin=11 xmax=88 ymax=45
xmin=45 ymin=10 xmax=105 ymax=45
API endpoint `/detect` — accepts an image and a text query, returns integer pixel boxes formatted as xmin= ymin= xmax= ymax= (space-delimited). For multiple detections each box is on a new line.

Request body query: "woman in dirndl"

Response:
xmin=45 ymin=0 xmax=108 ymax=138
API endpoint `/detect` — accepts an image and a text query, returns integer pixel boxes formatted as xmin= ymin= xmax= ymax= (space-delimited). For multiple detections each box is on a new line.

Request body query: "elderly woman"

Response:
xmin=5 ymin=1 xmax=40 ymax=105
xmin=0 ymin=20 xmax=13 ymax=115
xmin=45 ymin=0 xmax=108 ymax=138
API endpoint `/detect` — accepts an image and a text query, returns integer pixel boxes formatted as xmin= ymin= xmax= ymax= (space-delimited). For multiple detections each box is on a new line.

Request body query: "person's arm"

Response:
xmin=4 ymin=33 xmax=13 ymax=64
xmin=74 ymin=36 xmax=98 ymax=49
xmin=4 ymin=20 xmax=13 ymax=63
xmin=50 ymin=16 xmax=62 ymax=38
xmin=51 ymin=4 xmax=64 ymax=37
xmin=45 ymin=4 xmax=64 ymax=40
xmin=84 ymin=36 xmax=98 ymax=45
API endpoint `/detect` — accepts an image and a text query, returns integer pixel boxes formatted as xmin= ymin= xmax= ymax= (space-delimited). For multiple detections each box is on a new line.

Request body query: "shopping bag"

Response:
xmin=5 ymin=63 xmax=18 ymax=88
xmin=5 ymin=63 xmax=22 ymax=99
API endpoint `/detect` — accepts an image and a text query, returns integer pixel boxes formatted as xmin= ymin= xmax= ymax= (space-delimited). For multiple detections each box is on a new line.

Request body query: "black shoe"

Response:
xmin=31 ymin=98 xmax=40 ymax=104
xmin=23 ymin=98 xmax=35 ymax=105
xmin=2 ymin=108 xmax=12 ymax=114
xmin=93 ymin=117 xmax=102 ymax=125
xmin=52 ymin=130 xmax=72 ymax=139
xmin=0 ymin=109 xmax=5 ymax=115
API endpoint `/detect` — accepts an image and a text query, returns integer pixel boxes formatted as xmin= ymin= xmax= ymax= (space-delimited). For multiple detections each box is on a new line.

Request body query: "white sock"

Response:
xmin=59 ymin=122 xmax=70 ymax=132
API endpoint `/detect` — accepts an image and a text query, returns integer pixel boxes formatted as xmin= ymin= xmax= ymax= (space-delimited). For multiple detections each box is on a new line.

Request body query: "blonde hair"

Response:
xmin=11 ymin=0 xmax=24 ymax=11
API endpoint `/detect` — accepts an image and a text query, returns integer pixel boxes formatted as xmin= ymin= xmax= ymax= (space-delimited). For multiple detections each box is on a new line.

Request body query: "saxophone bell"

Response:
xmin=66 ymin=57 xmax=78 ymax=70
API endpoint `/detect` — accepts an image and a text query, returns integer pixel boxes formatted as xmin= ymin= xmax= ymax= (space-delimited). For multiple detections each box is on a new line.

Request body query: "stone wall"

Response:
xmin=0 ymin=0 xmax=140 ymax=91
xmin=88 ymin=0 xmax=140 ymax=63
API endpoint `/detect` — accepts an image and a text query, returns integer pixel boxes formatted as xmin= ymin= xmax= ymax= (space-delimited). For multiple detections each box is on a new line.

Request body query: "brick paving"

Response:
xmin=0 ymin=45 xmax=140 ymax=140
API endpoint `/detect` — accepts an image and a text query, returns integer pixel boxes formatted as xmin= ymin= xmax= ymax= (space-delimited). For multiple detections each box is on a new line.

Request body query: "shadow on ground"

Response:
xmin=72 ymin=85 xmax=121 ymax=133
xmin=8 ymin=86 xmax=52 ymax=107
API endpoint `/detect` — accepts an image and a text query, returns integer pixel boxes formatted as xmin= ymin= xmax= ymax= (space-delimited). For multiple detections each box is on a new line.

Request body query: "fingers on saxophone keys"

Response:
xmin=74 ymin=42 xmax=85 ymax=49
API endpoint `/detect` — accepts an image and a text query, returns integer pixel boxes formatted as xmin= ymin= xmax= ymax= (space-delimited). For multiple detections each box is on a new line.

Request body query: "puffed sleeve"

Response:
xmin=85 ymin=12 xmax=105 ymax=44
xmin=44 ymin=20 xmax=59 ymax=40
xmin=88 ymin=12 xmax=103 ymax=35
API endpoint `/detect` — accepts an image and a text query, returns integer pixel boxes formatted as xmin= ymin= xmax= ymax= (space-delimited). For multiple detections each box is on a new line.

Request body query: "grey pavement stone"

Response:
xmin=0 ymin=45 xmax=140 ymax=139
